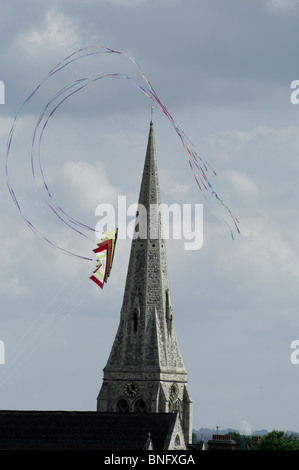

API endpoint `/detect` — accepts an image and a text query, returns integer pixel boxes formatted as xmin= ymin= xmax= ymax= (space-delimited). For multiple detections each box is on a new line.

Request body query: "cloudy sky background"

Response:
xmin=1 ymin=0 xmax=299 ymax=435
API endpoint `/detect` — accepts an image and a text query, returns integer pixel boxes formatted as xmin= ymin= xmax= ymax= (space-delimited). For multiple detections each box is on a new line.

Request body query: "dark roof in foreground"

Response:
xmin=0 ymin=410 xmax=177 ymax=450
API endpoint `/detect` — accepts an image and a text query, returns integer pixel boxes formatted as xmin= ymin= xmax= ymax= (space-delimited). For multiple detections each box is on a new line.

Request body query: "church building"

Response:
xmin=97 ymin=120 xmax=193 ymax=448
xmin=0 ymin=120 xmax=194 ymax=451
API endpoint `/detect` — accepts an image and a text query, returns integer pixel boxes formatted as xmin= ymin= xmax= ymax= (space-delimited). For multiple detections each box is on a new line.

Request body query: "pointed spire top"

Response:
xmin=150 ymin=105 xmax=154 ymax=124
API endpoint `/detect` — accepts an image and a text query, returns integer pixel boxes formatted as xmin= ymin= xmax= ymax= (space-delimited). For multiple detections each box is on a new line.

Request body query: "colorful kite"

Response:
xmin=5 ymin=45 xmax=239 ymax=287
xmin=90 ymin=229 xmax=118 ymax=289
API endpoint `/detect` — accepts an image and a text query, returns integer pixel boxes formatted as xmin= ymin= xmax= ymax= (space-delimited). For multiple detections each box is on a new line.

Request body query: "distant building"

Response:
xmin=249 ymin=435 xmax=261 ymax=449
xmin=207 ymin=434 xmax=237 ymax=450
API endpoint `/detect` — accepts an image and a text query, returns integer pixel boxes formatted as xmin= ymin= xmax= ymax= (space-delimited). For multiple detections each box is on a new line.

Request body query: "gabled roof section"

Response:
xmin=0 ymin=410 xmax=182 ymax=450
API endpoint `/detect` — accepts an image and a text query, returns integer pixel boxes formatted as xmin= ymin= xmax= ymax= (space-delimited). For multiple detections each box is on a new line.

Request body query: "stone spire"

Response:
xmin=97 ymin=121 xmax=192 ymax=445
xmin=103 ymin=121 xmax=186 ymax=373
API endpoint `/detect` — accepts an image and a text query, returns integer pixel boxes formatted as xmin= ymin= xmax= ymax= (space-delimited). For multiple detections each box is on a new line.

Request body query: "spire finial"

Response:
xmin=151 ymin=105 xmax=154 ymax=123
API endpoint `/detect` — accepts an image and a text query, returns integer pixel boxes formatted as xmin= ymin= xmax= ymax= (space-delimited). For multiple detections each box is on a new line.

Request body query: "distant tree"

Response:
xmin=254 ymin=430 xmax=299 ymax=450
xmin=228 ymin=431 xmax=251 ymax=450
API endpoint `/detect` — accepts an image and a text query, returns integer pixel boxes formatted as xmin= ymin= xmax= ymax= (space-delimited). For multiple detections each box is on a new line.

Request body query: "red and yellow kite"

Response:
xmin=90 ymin=229 xmax=118 ymax=288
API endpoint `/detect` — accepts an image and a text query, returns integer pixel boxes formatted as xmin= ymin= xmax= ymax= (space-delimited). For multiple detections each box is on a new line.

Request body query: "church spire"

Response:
xmin=103 ymin=120 xmax=185 ymax=372
xmin=97 ymin=121 xmax=192 ymax=446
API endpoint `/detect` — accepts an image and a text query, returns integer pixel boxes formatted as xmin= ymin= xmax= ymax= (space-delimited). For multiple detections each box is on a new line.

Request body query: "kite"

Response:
xmin=5 ymin=45 xmax=240 ymax=288
xmin=90 ymin=229 xmax=118 ymax=289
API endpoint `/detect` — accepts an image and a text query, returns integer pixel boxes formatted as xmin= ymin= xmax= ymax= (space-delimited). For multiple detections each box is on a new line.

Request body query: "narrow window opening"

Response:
xmin=133 ymin=308 xmax=139 ymax=332
xmin=115 ymin=398 xmax=130 ymax=413
xmin=134 ymin=398 xmax=148 ymax=413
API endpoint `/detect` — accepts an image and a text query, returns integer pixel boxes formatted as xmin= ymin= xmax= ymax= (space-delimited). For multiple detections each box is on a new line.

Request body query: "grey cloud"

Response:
xmin=1 ymin=0 xmax=299 ymax=433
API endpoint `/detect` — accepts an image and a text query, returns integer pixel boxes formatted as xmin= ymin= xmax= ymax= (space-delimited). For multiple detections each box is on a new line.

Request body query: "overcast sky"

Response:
xmin=1 ymin=0 xmax=299 ymax=436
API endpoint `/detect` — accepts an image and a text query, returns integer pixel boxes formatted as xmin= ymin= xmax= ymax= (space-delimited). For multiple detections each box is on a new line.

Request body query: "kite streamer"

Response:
xmin=5 ymin=45 xmax=240 ymax=271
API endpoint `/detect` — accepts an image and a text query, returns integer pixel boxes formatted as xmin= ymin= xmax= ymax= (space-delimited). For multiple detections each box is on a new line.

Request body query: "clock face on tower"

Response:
xmin=124 ymin=381 xmax=138 ymax=397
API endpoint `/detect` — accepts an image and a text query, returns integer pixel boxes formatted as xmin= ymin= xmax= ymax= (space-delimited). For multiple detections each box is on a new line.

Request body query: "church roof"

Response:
xmin=0 ymin=410 xmax=180 ymax=450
